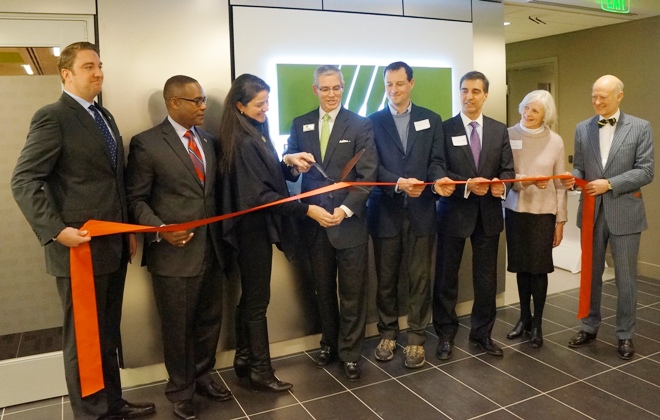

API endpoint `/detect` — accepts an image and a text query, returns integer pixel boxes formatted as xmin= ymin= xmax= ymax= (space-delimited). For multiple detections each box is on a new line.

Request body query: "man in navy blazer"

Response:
xmin=11 ymin=42 xmax=155 ymax=419
xmin=433 ymin=71 xmax=514 ymax=360
xmin=125 ymin=76 xmax=229 ymax=419
xmin=287 ymin=65 xmax=378 ymax=381
xmin=367 ymin=62 xmax=452 ymax=368
xmin=566 ymin=75 xmax=654 ymax=360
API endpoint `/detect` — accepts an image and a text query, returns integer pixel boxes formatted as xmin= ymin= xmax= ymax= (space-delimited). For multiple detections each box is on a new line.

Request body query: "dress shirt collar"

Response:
xmin=64 ymin=90 xmax=95 ymax=113
xmin=319 ymin=105 xmax=341 ymax=123
xmin=388 ymin=101 xmax=412 ymax=116
xmin=599 ymin=108 xmax=621 ymax=124
xmin=460 ymin=112 xmax=483 ymax=129
xmin=168 ymin=115 xmax=197 ymax=140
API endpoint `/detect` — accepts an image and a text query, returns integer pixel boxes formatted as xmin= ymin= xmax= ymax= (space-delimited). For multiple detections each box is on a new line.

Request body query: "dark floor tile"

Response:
xmin=439 ymin=353 xmax=539 ymax=406
xmin=619 ymin=358 xmax=660 ymax=387
xmin=515 ymin=337 xmax=610 ymax=379
xmin=476 ymin=408 xmax=523 ymax=419
xmin=219 ymin=369 xmax=297 ymax=416
xmin=495 ymin=307 xmax=523 ymax=326
xmin=637 ymin=277 xmax=660 ymax=296
xmin=16 ymin=327 xmax=63 ymax=357
xmin=478 ymin=346 xmax=576 ymax=392
xmin=538 ymin=303 xmax=582 ymax=329
xmin=271 ymin=353 xmax=345 ymax=401
xmin=585 ymin=369 xmax=660 ymax=415
xmin=545 ymin=293 xmax=580 ymax=312
xmin=398 ymin=368 xmax=499 ymax=419
xmin=506 ymin=394 xmax=589 ymax=419
xmin=3 ymin=397 xmax=64 ymax=415
xmin=250 ymin=403 xmax=311 ymax=419
xmin=3 ymin=401 xmax=64 ymax=419
xmin=544 ymin=329 xmax=630 ymax=368
xmin=637 ymin=307 xmax=660 ymax=324
xmin=634 ymin=317 xmax=660 ymax=343
xmin=549 ymin=381 xmax=658 ymax=419
xmin=0 ymin=333 xmax=20 ymax=360
xmin=303 ymin=391 xmax=380 ymax=420
xmin=352 ymin=378 xmax=444 ymax=419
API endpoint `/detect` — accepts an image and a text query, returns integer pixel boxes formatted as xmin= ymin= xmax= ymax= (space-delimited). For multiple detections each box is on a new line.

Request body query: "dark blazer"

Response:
xmin=367 ymin=104 xmax=446 ymax=238
xmin=125 ymin=118 xmax=222 ymax=277
xmin=223 ymin=132 xmax=308 ymax=261
xmin=572 ymin=112 xmax=654 ymax=235
xmin=437 ymin=113 xmax=515 ymax=238
xmin=287 ymin=107 xmax=378 ymax=249
xmin=11 ymin=93 xmax=129 ymax=277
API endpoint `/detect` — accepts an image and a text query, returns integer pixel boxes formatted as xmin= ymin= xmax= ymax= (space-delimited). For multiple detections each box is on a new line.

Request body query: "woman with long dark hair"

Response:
xmin=219 ymin=74 xmax=333 ymax=392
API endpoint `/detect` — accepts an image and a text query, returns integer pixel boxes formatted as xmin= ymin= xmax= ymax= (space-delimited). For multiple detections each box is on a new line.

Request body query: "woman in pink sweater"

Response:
xmin=503 ymin=90 xmax=568 ymax=348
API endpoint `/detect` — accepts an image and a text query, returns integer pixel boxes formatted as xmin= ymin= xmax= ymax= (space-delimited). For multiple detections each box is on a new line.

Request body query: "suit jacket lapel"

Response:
xmin=406 ymin=105 xmax=424 ymax=155
xmin=198 ymin=129 xmax=215 ymax=193
xmin=379 ymin=109 xmax=405 ymax=154
xmin=63 ymin=95 xmax=116 ymax=170
xmin=452 ymin=114 xmax=477 ymax=173
xmin=586 ymin=116 xmax=604 ymax=173
xmin=303 ymin=111 xmax=322 ymax=163
xmin=161 ymin=119 xmax=204 ymax=190
xmin=604 ymin=112 xmax=630 ymax=172
xmin=478 ymin=118 xmax=495 ymax=172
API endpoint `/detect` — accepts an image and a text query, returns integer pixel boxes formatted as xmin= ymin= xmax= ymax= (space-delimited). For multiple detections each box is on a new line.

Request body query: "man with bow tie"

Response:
xmin=566 ymin=74 xmax=654 ymax=360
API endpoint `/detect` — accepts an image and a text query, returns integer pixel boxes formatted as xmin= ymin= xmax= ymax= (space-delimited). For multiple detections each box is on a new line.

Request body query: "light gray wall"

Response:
xmin=506 ymin=16 xmax=660 ymax=278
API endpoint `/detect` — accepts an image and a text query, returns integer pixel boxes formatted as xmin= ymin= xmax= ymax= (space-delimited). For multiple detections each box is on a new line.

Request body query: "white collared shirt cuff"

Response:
xmin=340 ymin=205 xmax=354 ymax=218
xmin=395 ymin=177 xmax=405 ymax=194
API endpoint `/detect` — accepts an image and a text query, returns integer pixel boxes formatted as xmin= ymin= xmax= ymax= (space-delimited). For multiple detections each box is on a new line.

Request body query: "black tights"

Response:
xmin=516 ymin=272 xmax=548 ymax=328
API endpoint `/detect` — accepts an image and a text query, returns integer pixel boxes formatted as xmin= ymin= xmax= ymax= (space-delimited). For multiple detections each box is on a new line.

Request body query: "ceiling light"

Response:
xmin=504 ymin=21 xmax=511 ymax=26
xmin=52 ymin=47 xmax=61 ymax=57
xmin=22 ymin=64 xmax=34 ymax=75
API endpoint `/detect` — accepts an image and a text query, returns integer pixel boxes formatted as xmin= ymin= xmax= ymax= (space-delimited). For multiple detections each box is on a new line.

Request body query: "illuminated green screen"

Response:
xmin=277 ymin=64 xmax=452 ymax=135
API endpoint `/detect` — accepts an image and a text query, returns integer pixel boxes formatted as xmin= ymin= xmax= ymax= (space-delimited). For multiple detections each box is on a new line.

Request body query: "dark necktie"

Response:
xmin=598 ymin=117 xmax=616 ymax=128
xmin=89 ymin=105 xmax=117 ymax=168
xmin=469 ymin=121 xmax=481 ymax=167
xmin=184 ymin=130 xmax=205 ymax=184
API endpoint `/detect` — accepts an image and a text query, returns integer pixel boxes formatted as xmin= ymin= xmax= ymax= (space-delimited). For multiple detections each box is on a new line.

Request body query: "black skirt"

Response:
xmin=505 ymin=208 xmax=555 ymax=274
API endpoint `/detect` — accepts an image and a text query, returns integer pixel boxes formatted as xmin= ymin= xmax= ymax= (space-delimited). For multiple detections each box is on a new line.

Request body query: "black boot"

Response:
xmin=247 ymin=318 xmax=292 ymax=392
xmin=529 ymin=274 xmax=547 ymax=349
xmin=506 ymin=320 xmax=531 ymax=339
xmin=233 ymin=305 xmax=250 ymax=378
xmin=530 ymin=326 xmax=543 ymax=348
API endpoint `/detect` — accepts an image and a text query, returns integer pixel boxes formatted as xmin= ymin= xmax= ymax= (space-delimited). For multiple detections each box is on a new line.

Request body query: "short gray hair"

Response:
xmin=313 ymin=65 xmax=344 ymax=87
xmin=518 ymin=90 xmax=557 ymax=127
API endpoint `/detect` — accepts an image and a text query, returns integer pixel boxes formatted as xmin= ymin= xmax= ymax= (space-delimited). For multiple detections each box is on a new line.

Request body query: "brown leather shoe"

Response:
xmin=567 ymin=330 xmax=597 ymax=348
xmin=617 ymin=339 xmax=634 ymax=360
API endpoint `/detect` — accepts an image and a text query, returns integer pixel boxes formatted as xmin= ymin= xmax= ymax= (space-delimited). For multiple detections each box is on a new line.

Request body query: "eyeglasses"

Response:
xmin=317 ymin=86 xmax=343 ymax=94
xmin=175 ymin=96 xmax=207 ymax=107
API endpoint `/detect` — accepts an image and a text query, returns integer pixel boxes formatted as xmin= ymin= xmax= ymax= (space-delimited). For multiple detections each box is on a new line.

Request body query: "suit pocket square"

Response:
xmin=339 ymin=139 xmax=351 ymax=143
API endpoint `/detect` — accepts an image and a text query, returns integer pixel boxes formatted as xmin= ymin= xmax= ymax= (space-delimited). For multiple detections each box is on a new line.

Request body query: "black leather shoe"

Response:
xmin=316 ymin=346 xmax=335 ymax=367
xmin=197 ymin=381 xmax=232 ymax=402
xmin=530 ymin=327 xmax=543 ymax=348
xmin=567 ymin=330 xmax=597 ymax=348
xmin=173 ymin=400 xmax=195 ymax=420
xmin=506 ymin=320 xmax=531 ymax=339
xmin=469 ymin=337 xmax=504 ymax=356
xmin=617 ymin=339 xmax=635 ymax=360
xmin=436 ymin=341 xmax=453 ymax=360
xmin=343 ymin=361 xmax=360 ymax=381
xmin=106 ymin=400 xmax=155 ymax=419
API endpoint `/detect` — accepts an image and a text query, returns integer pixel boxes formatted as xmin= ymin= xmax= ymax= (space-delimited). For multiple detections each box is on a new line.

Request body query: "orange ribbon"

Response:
xmin=71 ymin=175 xmax=591 ymax=396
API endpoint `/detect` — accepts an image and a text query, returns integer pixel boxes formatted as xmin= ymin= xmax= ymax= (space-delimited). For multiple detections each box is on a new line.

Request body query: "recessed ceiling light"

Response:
xmin=504 ymin=21 xmax=511 ymax=26
xmin=22 ymin=64 xmax=34 ymax=75
xmin=52 ymin=47 xmax=61 ymax=57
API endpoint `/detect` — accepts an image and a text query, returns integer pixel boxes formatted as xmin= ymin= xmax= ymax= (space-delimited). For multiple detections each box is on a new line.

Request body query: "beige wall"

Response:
xmin=506 ymin=16 xmax=660 ymax=277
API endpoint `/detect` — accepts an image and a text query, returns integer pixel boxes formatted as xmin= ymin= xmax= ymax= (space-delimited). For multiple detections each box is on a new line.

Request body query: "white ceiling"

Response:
xmin=503 ymin=0 xmax=660 ymax=43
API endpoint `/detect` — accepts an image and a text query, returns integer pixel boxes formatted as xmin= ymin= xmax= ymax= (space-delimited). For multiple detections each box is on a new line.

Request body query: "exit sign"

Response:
xmin=601 ymin=0 xmax=630 ymax=13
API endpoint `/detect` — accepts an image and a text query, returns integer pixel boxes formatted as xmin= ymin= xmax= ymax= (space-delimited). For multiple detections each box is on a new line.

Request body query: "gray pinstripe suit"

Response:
xmin=572 ymin=111 xmax=654 ymax=339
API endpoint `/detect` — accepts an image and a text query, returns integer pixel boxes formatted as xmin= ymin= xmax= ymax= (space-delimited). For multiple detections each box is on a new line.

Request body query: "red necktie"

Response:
xmin=184 ymin=130 xmax=205 ymax=184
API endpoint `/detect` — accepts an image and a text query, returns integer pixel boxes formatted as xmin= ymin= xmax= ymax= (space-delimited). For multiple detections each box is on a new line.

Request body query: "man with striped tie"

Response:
xmin=125 ymin=75 xmax=229 ymax=419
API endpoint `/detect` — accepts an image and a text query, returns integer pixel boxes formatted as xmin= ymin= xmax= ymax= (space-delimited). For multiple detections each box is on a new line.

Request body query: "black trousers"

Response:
xmin=56 ymin=266 xmax=126 ymax=419
xmin=308 ymin=225 xmax=368 ymax=362
xmin=433 ymin=212 xmax=500 ymax=341
xmin=152 ymin=238 xmax=223 ymax=403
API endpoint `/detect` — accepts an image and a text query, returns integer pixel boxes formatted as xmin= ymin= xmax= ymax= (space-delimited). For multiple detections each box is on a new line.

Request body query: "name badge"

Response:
xmin=510 ymin=140 xmax=522 ymax=150
xmin=452 ymin=135 xmax=468 ymax=146
xmin=414 ymin=119 xmax=430 ymax=131
xmin=303 ymin=124 xmax=315 ymax=132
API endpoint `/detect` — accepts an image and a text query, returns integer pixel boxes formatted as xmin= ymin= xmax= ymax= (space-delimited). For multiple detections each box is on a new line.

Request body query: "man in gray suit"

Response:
xmin=11 ymin=42 xmax=155 ymax=419
xmin=567 ymin=75 xmax=654 ymax=360
xmin=125 ymin=76 xmax=229 ymax=419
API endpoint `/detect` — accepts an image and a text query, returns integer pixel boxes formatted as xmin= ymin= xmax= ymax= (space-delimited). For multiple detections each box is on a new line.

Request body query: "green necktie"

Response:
xmin=320 ymin=113 xmax=331 ymax=161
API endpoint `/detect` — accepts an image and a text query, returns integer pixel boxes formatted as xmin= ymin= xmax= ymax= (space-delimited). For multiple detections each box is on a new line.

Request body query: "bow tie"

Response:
xmin=598 ymin=117 xmax=616 ymax=128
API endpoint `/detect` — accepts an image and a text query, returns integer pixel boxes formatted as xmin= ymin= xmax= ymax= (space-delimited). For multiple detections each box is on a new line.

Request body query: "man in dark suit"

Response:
xmin=287 ymin=65 xmax=378 ymax=381
xmin=125 ymin=75 xmax=229 ymax=419
xmin=11 ymin=42 xmax=155 ymax=419
xmin=565 ymin=75 xmax=654 ymax=360
xmin=367 ymin=61 xmax=452 ymax=368
xmin=433 ymin=71 xmax=515 ymax=360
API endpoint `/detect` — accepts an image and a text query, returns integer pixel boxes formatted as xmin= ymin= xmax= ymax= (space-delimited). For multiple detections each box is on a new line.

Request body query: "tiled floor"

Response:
xmin=2 ymin=276 xmax=660 ymax=419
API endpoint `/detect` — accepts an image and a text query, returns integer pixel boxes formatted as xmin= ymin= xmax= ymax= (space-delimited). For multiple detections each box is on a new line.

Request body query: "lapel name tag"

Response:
xmin=303 ymin=124 xmax=315 ymax=132
xmin=414 ymin=119 xmax=430 ymax=131
xmin=339 ymin=139 xmax=351 ymax=143
xmin=452 ymin=135 xmax=468 ymax=146
xmin=510 ymin=140 xmax=522 ymax=150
